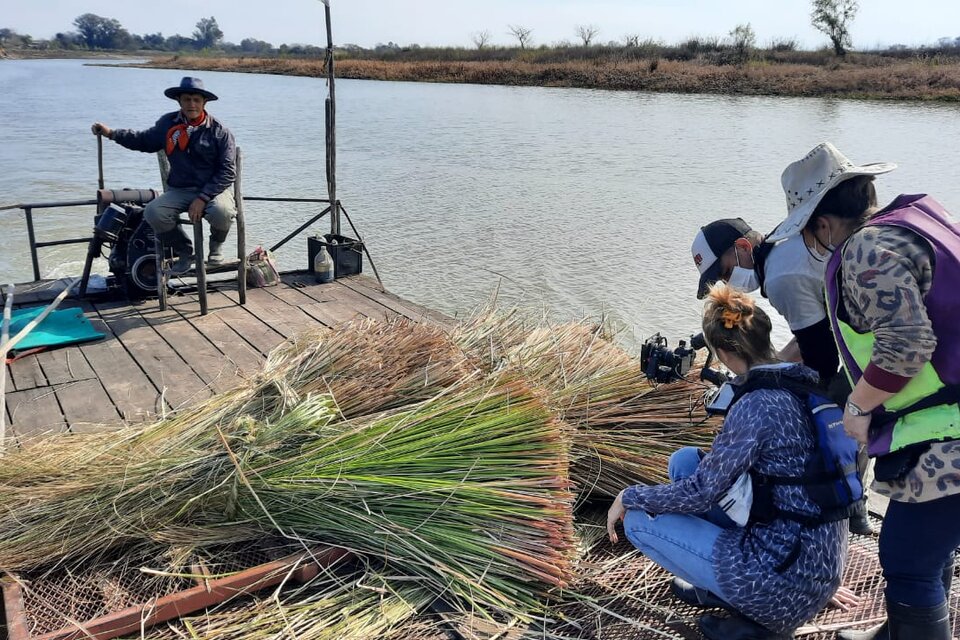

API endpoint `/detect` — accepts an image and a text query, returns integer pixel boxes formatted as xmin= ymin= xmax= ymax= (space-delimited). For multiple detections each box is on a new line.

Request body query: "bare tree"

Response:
xmin=507 ymin=24 xmax=533 ymax=49
xmin=575 ymin=24 xmax=599 ymax=47
xmin=811 ymin=0 xmax=859 ymax=56
xmin=622 ymin=33 xmax=640 ymax=48
xmin=471 ymin=29 xmax=492 ymax=50
xmin=728 ymin=23 xmax=756 ymax=64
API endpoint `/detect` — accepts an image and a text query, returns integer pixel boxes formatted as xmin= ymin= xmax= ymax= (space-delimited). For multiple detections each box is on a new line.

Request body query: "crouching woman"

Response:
xmin=607 ymin=283 xmax=848 ymax=640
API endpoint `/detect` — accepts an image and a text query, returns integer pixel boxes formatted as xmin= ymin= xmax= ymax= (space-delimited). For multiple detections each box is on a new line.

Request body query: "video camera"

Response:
xmin=640 ymin=331 xmax=732 ymax=387
xmin=640 ymin=333 xmax=697 ymax=383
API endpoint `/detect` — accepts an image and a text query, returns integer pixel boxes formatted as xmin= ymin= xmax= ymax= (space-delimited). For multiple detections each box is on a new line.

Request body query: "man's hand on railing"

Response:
xmin=91 ymin=123 xmax=113 ymax=139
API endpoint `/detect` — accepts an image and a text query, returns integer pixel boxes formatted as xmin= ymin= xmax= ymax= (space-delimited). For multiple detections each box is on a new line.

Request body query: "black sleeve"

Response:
xmin=793 ymin=318 xmax=840 ymax=384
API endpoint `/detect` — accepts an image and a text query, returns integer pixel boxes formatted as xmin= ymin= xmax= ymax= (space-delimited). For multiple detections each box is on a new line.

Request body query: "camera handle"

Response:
xmin=700 ymin=350 xmax=731 ymax=387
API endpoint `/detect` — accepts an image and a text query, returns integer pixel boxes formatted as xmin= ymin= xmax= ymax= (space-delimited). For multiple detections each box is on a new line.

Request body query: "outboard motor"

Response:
xmin=80 ymin=189 xmax=162 ymax=298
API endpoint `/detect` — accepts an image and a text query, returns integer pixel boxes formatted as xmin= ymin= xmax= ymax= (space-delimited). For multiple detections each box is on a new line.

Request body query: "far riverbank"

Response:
xmin=120 ymin=54 xmax=960 ymax=101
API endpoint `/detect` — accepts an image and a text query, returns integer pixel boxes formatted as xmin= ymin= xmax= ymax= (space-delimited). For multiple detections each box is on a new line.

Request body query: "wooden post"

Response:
xmin=235 ymin=148 xmax=247 ymax=305
xmin=323 ymin=0 xmax=339 ymax=237
xmin=0 ymin=284 xmax=14 ymax=454
xmin=96 ymin=134 xmax=105 ymax=190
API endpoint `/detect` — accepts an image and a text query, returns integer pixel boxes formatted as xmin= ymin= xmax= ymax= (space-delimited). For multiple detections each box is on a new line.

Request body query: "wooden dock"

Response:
xmin=1 ymin=273 xmax=451 ymax=444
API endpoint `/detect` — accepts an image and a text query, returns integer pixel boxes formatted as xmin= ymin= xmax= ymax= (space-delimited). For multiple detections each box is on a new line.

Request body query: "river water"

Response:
xmin=2 ymin=58 xmax=959 ymax=348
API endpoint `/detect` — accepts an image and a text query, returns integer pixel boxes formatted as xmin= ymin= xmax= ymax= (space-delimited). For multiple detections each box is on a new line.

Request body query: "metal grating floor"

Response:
xmin=538 ymin=515 xmax=960 ymax=639
xmin=12 ymin=539 xmax=300 ymax=637
xmin=8 ymin=521 xmax=959 ymax=639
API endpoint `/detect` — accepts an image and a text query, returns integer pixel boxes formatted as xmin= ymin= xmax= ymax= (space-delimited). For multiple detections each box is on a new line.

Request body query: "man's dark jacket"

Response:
xmin=112 ymin=111 xmax=236 ymax=202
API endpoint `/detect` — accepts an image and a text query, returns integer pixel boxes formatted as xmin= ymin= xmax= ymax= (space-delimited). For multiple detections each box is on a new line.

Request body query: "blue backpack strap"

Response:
xmin=730 ymin=369 xmax=863 ymax=528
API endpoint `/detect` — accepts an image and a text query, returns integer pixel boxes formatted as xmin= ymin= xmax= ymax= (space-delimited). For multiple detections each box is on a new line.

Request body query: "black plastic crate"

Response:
xmin=308 ymin=234 xmax=363 ymax=279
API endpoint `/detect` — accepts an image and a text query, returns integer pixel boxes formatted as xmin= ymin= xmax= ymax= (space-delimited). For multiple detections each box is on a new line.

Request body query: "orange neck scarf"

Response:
xmin=165 ymin=112 xmax=207 ymax=155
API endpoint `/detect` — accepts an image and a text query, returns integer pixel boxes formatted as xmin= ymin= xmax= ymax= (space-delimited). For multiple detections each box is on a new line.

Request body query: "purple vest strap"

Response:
xmin=825 ymin=194 xmax=960 ymax=385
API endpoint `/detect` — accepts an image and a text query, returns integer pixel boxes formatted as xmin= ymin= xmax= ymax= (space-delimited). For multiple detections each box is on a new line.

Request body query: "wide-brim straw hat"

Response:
xmin=768 ymin=142 xmax=896 ymax=242
xmin=164 ymin=76 xmax=218 ymax=101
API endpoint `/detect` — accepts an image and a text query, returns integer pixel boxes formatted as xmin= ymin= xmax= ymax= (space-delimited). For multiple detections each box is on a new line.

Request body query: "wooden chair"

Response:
xmin=154 ymin=148 xmax=246 ymax=315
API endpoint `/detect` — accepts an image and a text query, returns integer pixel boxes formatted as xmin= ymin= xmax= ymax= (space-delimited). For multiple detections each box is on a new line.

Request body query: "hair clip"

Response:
xmin=721 ymin=309 xmax=742 ymax=329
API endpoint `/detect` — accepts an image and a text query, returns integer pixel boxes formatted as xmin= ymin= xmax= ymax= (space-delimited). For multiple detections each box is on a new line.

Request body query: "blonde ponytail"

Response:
xmin=702 ymin=282 xmax=776 ymax=367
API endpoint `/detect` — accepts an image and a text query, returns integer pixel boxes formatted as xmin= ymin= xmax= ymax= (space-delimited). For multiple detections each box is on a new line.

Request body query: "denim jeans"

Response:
xmin=880 ymin=491 xmax=960 ymax=607
xmin=623 ymin=446 xmax=737 ymax=598
xmin=144 ymin=186 xmax=236 ymax=234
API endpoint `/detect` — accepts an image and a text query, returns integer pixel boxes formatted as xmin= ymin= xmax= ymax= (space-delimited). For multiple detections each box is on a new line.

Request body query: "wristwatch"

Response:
xmin=845 ymin=401 xmax=869 ymax=417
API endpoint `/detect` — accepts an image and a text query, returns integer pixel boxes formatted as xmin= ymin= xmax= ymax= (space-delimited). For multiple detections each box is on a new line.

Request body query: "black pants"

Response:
xmin=880 ymin=492 xmax=960 ymax=606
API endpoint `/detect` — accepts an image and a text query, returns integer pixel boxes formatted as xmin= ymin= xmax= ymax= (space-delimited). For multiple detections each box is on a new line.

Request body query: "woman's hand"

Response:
xmin=607 ymin=491 xmax=626 ymax=544
xmin=829 ymin=586 xmax=861 ymax=611
xmin=843 ymin=410 xmax=872 ymax=445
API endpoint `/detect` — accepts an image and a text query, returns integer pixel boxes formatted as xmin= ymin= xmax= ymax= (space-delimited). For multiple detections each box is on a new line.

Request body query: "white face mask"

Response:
xmin=728 ymin=266 xmax=760 ymax=293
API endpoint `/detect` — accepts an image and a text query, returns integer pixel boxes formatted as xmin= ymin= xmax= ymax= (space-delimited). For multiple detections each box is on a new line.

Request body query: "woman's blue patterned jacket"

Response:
xmin=621 ymin=363 xmax=848 ymax=632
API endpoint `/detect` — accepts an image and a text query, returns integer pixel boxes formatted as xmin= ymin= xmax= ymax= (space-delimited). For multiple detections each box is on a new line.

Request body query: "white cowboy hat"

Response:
xmin=767 ymin=142 xmax=896 ymax=242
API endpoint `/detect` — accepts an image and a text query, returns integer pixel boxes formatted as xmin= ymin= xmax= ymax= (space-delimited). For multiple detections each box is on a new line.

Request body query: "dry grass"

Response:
xmin=129 ymin=55 xmax=960 ymax=101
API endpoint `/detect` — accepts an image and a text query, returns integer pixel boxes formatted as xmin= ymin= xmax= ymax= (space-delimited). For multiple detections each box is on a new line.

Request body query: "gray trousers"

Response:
xmin=144 ymin=186 xmax=236 ymax=235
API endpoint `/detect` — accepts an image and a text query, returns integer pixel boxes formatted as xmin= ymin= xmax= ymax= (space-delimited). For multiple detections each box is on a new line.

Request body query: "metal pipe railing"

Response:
xmin=3 ymin=195 xmax=337 ymax=283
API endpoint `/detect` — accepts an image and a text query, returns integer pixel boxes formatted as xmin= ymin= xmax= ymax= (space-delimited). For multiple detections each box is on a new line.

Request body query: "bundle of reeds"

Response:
xmin=232 ymin=379 xmax=576 ymax=617
xmin=0 ymin=391 xmax=340 ymax=571
xmin=259 ymin=318 xmax=479 ymax=418
xmin=454 ymin=314 xmax=719 ymax=496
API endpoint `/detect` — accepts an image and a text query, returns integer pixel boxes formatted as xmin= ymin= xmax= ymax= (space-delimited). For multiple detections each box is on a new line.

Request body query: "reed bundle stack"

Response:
xmin=0 ymin=312 xmax=719 ymax=637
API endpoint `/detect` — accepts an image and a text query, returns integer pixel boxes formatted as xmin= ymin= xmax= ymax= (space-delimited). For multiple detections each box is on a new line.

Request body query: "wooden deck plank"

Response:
xmin=57 ymin=378 xmax=124 ymax=432
xmin=130 ymin=300 xmax=243 ymax=395
xmin=281 ymin=274 xmax=394 ymax=324
xmin=5 ymin=387 xmax=67 ymax=440
xmin=339 ymin=275 xmax=455 ymax=327
xmin=187 ymin=288 xmax=287 ymax=356
xmin=7 ymin=354 xmax=47 ymax=391
xmin=274 ymin=276 xmax=368 ymax=326
xmin=77 ymin=302 xmax=165 ymax=422
xmin=325 ymin=282 xmax=398 ymax=323
xmin=163 ymin=294 xmax=265 ymax=375
xmin=218 ymin=285 xmax=320 ymax=339
xmin=257 ymin=278 xmax=356 ymax=327
xmin=35 ymin=347 xmax=96 ymax=385
xmin=92 ymin=300 xmax=213 ymax=411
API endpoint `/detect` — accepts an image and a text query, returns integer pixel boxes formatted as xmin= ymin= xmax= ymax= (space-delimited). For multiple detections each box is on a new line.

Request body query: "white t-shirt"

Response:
xmin=762 ymin=233 xmax=829 ymax=332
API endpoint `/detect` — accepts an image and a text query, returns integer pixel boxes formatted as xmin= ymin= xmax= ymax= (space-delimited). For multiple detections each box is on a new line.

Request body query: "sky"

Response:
xmin=6 ymin=1 xmax=960 ymax=50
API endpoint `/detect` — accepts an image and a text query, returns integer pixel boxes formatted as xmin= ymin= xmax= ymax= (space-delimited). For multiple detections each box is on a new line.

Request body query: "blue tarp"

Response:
xmin=7 ymin=306 xmax=105 ymax=355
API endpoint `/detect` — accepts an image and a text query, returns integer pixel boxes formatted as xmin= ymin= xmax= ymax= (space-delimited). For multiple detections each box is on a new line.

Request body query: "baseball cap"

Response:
xmin=691 ymin=218 xmax=752 ymax=299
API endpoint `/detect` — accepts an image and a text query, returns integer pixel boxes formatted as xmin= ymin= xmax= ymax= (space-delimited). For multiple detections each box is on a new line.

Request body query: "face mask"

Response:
xmin=728 ymin=266 xmax=760 ymax=293
xmin=813 ymin=223 xmax=836 ymax=254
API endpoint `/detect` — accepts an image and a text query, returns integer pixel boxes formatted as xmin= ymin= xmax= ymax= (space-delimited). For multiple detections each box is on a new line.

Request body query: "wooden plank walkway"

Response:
xmin=1 ymin=273 xmax=452 ymax=444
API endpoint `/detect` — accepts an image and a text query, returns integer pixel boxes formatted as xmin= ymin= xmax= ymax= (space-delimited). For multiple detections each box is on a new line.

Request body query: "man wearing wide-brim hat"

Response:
xmin=92 ymin=76 xmax=237 ymax=273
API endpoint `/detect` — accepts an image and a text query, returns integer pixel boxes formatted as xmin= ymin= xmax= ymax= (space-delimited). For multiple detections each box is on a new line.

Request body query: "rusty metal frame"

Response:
xmin=2 ymin=545 xmax=351 ymax=640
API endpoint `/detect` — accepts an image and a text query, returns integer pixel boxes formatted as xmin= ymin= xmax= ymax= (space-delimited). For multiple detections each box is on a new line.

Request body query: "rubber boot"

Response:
xmin=207 ymin=227 xmax=229 ymax=265
xmin=848 ymin=499 xmax=875 ymax=536
xmin=158 ymin=228 xmax=194 ymax=275
xmin=838 ymin=596 xmax=953 ymax=640
xmin=698 ymin=613 xmax=793 ymax=639
xmin=887 ymin=599 xmax=951 ymax=639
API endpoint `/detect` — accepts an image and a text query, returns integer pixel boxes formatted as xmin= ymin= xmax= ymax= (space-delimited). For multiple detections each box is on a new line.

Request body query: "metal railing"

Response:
xmin=0 ymin=199 xmax=99 ymax=282
xmin=0 ymin=195 xmax=381 ymax=287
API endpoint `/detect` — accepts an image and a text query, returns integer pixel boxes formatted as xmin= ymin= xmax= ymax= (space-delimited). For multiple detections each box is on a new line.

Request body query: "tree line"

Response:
xmin=3 ymin=0 xmax=960 ymax=63
xmin=0 ymin=14 xmax=294 ymax=56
